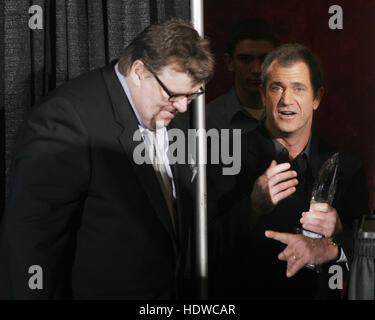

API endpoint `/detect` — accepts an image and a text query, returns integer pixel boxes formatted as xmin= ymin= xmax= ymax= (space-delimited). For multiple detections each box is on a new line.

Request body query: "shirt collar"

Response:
xmin=114 ymin=62 xmax=147 ymax=128
xmin=263 ymin=122 xmax=312 ymax=161
xmin=227 ymin=87 xmax=266 ymax=124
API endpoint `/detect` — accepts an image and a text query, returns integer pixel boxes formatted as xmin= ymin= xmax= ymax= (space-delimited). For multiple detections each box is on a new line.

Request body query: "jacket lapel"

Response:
xmin=101 ymin=62 xmax=178 ymax=251
xmin=310 ymin=134 xmax=335 ymax=179
xmin=168 ymin=111 xmax=195 ymax=280
xmin=168 ymin=111 xmax=194 ymax=240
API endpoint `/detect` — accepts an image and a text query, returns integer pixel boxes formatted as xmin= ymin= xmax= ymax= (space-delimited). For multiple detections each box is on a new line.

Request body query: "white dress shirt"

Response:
xmin=114 ymin=63 xmax=177 ymax=232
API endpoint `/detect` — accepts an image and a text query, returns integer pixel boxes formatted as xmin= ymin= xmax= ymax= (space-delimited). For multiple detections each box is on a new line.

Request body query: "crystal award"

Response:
xmin=302 ymin=152 xmax=339 ymax=272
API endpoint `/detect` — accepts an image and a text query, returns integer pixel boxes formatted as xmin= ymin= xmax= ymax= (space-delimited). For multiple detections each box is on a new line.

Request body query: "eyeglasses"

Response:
xmin=146 ymin=65 xmax=205 ymax=102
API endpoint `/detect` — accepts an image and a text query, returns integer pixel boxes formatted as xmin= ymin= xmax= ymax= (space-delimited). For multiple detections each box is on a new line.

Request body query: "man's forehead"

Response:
xmin=235 ymin=39 xmax=275 ymax=55
xmin=267 ymin=60 xmax=311 ymax=82
xmin=159 ymin=64 xmax=202 ymax=92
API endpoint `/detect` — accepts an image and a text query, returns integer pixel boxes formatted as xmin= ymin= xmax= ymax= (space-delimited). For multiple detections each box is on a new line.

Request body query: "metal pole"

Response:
xmin=190 ymin=0 xmax=208 ymax=300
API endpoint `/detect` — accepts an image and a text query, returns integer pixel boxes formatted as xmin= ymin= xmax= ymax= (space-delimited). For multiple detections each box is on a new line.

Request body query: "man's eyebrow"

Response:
xmin=291 ymin=82 xmax=308 ymax=88
xmin=268 ymin=81 xmax=308 ymax=87
xmin=237 ymin=54 xmax=254 ymax=58
xmin=237 ymin=53 xmax=267 ymax=59
xmin=269 ymin=81 xmax=284 ymax=87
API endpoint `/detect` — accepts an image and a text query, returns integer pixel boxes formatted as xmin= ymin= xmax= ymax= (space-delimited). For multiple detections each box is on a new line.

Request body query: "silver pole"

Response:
xmin=190 ymin=0 xmax=208 ymax=300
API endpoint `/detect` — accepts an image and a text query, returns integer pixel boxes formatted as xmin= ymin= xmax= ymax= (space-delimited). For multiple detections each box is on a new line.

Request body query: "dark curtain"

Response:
xmin=0 ymin=0 xmax=190 ymax=213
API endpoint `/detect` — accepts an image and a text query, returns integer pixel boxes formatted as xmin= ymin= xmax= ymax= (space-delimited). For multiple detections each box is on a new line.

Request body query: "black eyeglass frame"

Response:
xmin=145 ymin=65 xmax=205 ymax=102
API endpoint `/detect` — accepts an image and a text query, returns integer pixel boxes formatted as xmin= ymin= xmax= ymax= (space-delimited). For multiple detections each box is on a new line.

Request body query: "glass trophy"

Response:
xmin=300 ymin=152 xmax=339 ymax=272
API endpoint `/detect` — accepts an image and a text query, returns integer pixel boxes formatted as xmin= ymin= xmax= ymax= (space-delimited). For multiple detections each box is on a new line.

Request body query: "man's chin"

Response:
xmin=153 ymin=118 xmax=170 ymax=129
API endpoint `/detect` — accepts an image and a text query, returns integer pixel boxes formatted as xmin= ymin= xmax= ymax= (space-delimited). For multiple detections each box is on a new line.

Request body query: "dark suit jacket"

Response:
xmin=0 ymin=62 xmax=195 ymax=299
xmin=209 ymin=124 xmax=370 ymax=299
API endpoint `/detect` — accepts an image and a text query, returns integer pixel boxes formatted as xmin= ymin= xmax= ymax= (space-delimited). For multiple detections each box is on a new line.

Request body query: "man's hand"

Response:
xmin=250 ymin=160 xmax=298 ymax=215
xmin=300 ymin=202 xmax=343 ymax=237
xmin=265 ymin=230 xmax=339 ymax=277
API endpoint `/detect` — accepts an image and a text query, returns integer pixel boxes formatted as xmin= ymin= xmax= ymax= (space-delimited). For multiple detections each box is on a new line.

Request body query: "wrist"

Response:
xmin=327 ymin=237 xmax=341 ymax=261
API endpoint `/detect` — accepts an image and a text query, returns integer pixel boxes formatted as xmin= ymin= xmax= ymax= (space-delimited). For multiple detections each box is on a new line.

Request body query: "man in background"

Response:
xmin=206 ymin=18 xmax=279 ymax=222
xmin=206 ymin=18 xmax=278 ymax=298
xmin=206 ymin=17 xmax=278 ymax=132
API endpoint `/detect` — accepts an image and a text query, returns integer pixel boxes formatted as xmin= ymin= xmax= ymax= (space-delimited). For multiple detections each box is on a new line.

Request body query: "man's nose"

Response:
xmin=251 ymin=58 xmax=262 ymax=75
xmin=281 ymin=88 xmax=293 ymax=105
xmin=172 ymin=97 xmax=188 ymax=113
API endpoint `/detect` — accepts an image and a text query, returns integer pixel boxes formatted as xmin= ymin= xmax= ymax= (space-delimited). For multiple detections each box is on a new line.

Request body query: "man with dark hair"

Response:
xmin=206 ymin=18 xmax=278 ymax=298
xmin=0 ymin=18 xmax=214 ymax=299
xmin=212 ymin=43 xmax=369 ymax=299
xmin=260 ymin=42 xmax=323 ymax=99
xmin=206 ymin=20 xmax=278 ymax=285
xmin=206 ymin=17 xmax=278 ymax=133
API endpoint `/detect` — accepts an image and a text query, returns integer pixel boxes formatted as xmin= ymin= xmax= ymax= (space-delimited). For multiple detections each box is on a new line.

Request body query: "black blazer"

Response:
xmin=208 ymin=124 xmax=370 ymax=299
xmin=0 ymin=62 xmax=195 ymax=299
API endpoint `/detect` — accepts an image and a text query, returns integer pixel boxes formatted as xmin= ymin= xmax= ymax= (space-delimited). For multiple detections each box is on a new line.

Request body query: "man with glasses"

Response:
xmin=145 ymin=66 xmax=205 ymax=105
xmin=0 ymin=18 xmax=214 ymax=299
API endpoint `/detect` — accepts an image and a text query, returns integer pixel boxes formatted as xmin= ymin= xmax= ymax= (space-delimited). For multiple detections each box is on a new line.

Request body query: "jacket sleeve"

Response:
xmin=0 ymin=96 xmax=90 ymax=299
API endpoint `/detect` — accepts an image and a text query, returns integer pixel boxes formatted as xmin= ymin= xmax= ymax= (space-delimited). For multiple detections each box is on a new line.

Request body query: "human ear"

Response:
xmin=224 ymin=53 xmax=235 ymax=72
xmin=313 ymin=87 xmax=324 ymax=110
xmin=129 ymin=60 xmax=147 ymax=85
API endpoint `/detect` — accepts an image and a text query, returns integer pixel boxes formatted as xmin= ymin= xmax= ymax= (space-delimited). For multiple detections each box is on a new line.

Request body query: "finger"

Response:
xmin=262 ymin=160 xmax=277 ymax=176
xmin=278 ymin=245 xmax=294 ymax=261
xmin=265 ymin=230 xmax=293 ymax=245
xmin=301 ymin=212 xmax=335 ymax=229
xmin=278 ymin=251 xmax=287 ymax=261
xmin=301 ymin=223 xmax=325 ymax=236
xmin=272 ymin=186 xmax=296 ymax=203
xmin=286 ymin=259 xmax=306 ymax=278
xmin=303 ymin=210 xmax=332 ymax=220
xmin=270 ymin=178 xmax=298 ymax=197
xmin=270 ymin=160 xmax=278 ymax=168
xmin=268 ymin=170 xmax=298 ymax=188
xmin=265 ymin=162 xmax=292 ymax=180
xmin=301 ymin=211 xmax=335 ymax=237
xmin=300 ymin=213 xmax=327 ymax=226
xmin=310 ymin=202 xmax=330 ymax=213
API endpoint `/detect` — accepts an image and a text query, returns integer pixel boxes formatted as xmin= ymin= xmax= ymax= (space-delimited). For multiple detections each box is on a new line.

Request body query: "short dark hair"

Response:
xmin=119 ymin=18 xmax=214 ymax=83
xmin=261 ymin=43 xmax=323 ymax=98
xmin=226 ymin=17 xmax=279 ymax=57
